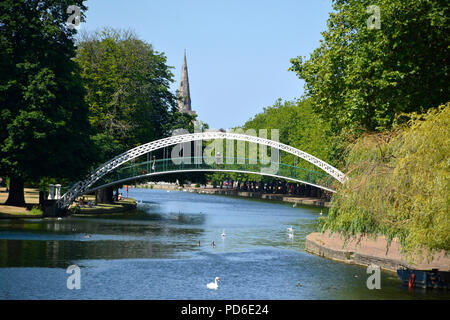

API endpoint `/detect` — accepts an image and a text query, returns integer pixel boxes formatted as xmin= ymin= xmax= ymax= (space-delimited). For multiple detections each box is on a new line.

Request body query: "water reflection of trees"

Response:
xmin=0 ymin=237 xmax=201 ymax=268
xmin=0 ymin=212 xmax=206 ymax=268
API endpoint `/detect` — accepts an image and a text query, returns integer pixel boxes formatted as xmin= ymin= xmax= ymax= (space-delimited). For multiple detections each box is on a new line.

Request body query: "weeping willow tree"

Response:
xmin=320 ymin=103 xmax=450 ymax=261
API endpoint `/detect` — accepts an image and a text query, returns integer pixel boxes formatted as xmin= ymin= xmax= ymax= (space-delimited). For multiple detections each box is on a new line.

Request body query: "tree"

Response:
xmin=243 ymin=98 xmax=333 ymax=168
xmin=0 ymin=0 xmax=93 ymax=206
xmin=206 ymin=98 xmax=334 ymax=189
xmin=321 ymin=104 xmax=450 ymax=259
xmin=290 ymin=0 xmax=449 ymax=134
xmin=74 ymin=28 xmax=176 ymax=202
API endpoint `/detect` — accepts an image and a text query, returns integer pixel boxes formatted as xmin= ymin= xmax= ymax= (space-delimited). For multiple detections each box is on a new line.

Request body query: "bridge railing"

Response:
xmin=88 ymin=156 xmax=335 ymax=191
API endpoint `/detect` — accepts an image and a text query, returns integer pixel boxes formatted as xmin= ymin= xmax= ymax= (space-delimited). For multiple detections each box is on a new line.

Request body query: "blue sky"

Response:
xmin=81 ymin=0 xmax=333 ymax=130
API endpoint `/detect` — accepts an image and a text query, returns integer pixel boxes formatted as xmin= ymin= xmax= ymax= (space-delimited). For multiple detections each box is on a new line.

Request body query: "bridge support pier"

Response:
xmin=40 ymin=200 xmax=68 ymax=217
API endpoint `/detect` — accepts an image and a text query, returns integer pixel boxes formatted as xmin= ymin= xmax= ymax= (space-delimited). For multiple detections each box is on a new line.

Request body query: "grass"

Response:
xmin=70 ymin=195 xmax=136 ymax=215
xmin=0 ymin=187 xmax=43 ymax=218
xmin=0 ymin=187 xmax=136 ymax=217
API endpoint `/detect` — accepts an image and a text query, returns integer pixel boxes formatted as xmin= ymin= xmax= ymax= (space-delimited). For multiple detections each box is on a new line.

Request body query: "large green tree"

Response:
xmin=290 ymin=0 xmax=449 ymax=134
xmin=74 ymin=29 xmax=178 ymax=201
xmin=0 ymin=0 xmax=93 ymax=206
xmin=243 ymin=98 xmax=332 ymax=167
xmin=75 ymin=29 xmax=176 ymax=158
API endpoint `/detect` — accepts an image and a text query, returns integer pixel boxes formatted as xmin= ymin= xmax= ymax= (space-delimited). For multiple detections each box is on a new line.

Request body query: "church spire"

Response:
xmin=177 ymin=50 xmax=194 ymax=115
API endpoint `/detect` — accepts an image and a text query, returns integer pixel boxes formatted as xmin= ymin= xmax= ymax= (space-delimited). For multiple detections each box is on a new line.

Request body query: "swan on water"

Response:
xmin=320 ymin=210 xmax=323 ymax=215
xmin=288 ymin=232 xmax=294 ymax=239
xmin=293 ymin=202 xmax=297 ymax=208
xmin=287 ymin=226 xmax=294 ymax=233
xmin=207 ymin=277 xmax=220 ymax=290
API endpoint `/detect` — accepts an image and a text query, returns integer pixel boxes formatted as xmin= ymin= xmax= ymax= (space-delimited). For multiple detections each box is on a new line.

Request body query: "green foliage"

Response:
xmin=0 ymin=0 xmax=93 ymax=185
xmin=321 ymin=104 xmax=450 ymax=259
xmin=206 ymin=98 xmax=333 ymax=184
xmin=74 ymin=28 xmax=176 ymax=164
xmin=243 ymin=98 xmax=333 ymax=180
xmin=29 ymin=206 xmax=43 ymax=215
xmin=244 ymin=98 xmax=333 ymax=166
xmin=166 ymin=111 xmax=199 ymax=134
xmin=290 ymin=0 xmax=449 ymax=133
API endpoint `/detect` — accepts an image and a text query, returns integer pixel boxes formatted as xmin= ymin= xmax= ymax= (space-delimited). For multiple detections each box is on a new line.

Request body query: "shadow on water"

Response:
xmin=0 ymin=206 xmax=207 ymax=268
xmin=0 ymin=239 xmax=194 ymax=268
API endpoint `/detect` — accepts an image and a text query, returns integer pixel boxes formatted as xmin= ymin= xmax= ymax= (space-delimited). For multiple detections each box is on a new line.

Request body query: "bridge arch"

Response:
xmin=57 ymin=132 xmax=346 ymax=209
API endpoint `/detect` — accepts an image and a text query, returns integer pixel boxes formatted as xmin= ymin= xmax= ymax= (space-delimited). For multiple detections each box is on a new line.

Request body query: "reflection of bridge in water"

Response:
xmin=57 ymin=132 xmax=346 ymax=209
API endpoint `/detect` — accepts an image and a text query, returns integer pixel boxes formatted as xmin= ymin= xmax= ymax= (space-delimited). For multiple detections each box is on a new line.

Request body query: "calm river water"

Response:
xmin=0 ymin=188 xmax=448 ymax=300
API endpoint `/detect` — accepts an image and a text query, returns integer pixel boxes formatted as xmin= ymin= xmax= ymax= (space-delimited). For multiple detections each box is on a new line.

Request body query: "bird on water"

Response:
xmin=207 ymin=277 xmax=220 ymax=290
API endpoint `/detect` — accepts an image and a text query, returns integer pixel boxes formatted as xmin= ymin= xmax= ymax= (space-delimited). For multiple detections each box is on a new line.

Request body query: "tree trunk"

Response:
xmin=96 ymin=186 xmax=114 ymax=204
xmin=114 ymin=187 xmax=119 ymax=201
xmin=5 ymin=176 xmax=25 ymax=206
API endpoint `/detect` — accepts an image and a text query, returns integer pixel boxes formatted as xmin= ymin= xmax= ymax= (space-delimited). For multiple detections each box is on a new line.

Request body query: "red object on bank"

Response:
xmin=408 ymin=273 xmax=415 ymax=289
xmin=126 ymin=185 xmax=129 ymax=198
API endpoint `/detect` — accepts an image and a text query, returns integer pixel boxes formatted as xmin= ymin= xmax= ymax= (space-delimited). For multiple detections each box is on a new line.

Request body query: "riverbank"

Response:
xmin=0 ymin=187 xmax=43 ymax=218
xmin=70 ymin=195 xmax=137 ymax=216
xmin=135 ymin=183 xmax=331 ymax=208
xmin=0 ymin=187 xmax=136 ymax=218
xmin=306 ymin=231 xmax=450 ymax=273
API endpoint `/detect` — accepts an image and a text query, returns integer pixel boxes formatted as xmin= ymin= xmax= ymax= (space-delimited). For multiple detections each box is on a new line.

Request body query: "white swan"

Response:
xmin=288 ymin=232 xmax=294 ymax=239
xmin=221 ymin=229 xmax=226 ymax=238
xmin=287 ymin=226 xmax=294 ymax=233
xmin=320 ymin=210 xmax=323 ymax=215
xmin=293 ymin=202 xmax=297 ymax=208
xmin=207 ymin=277 xmax=220 ymax=290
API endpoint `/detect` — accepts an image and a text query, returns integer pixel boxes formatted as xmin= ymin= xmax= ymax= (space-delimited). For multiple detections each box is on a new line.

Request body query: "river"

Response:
xmin=0 ymin=188 xmax=448 ymax=300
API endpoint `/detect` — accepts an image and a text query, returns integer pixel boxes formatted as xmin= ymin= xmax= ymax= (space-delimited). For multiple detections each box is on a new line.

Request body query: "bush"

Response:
xmin=29 ymin=206 xmax=43 ymax=215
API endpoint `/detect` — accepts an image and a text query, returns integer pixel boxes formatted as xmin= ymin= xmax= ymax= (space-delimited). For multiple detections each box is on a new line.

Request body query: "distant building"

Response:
xmin=177 ymin=51 xmax=196 ymax=116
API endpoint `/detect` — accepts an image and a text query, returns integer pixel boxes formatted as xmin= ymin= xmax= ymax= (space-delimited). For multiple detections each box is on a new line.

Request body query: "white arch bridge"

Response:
xmin=57 ymin=132 xmax=346 ymax=209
